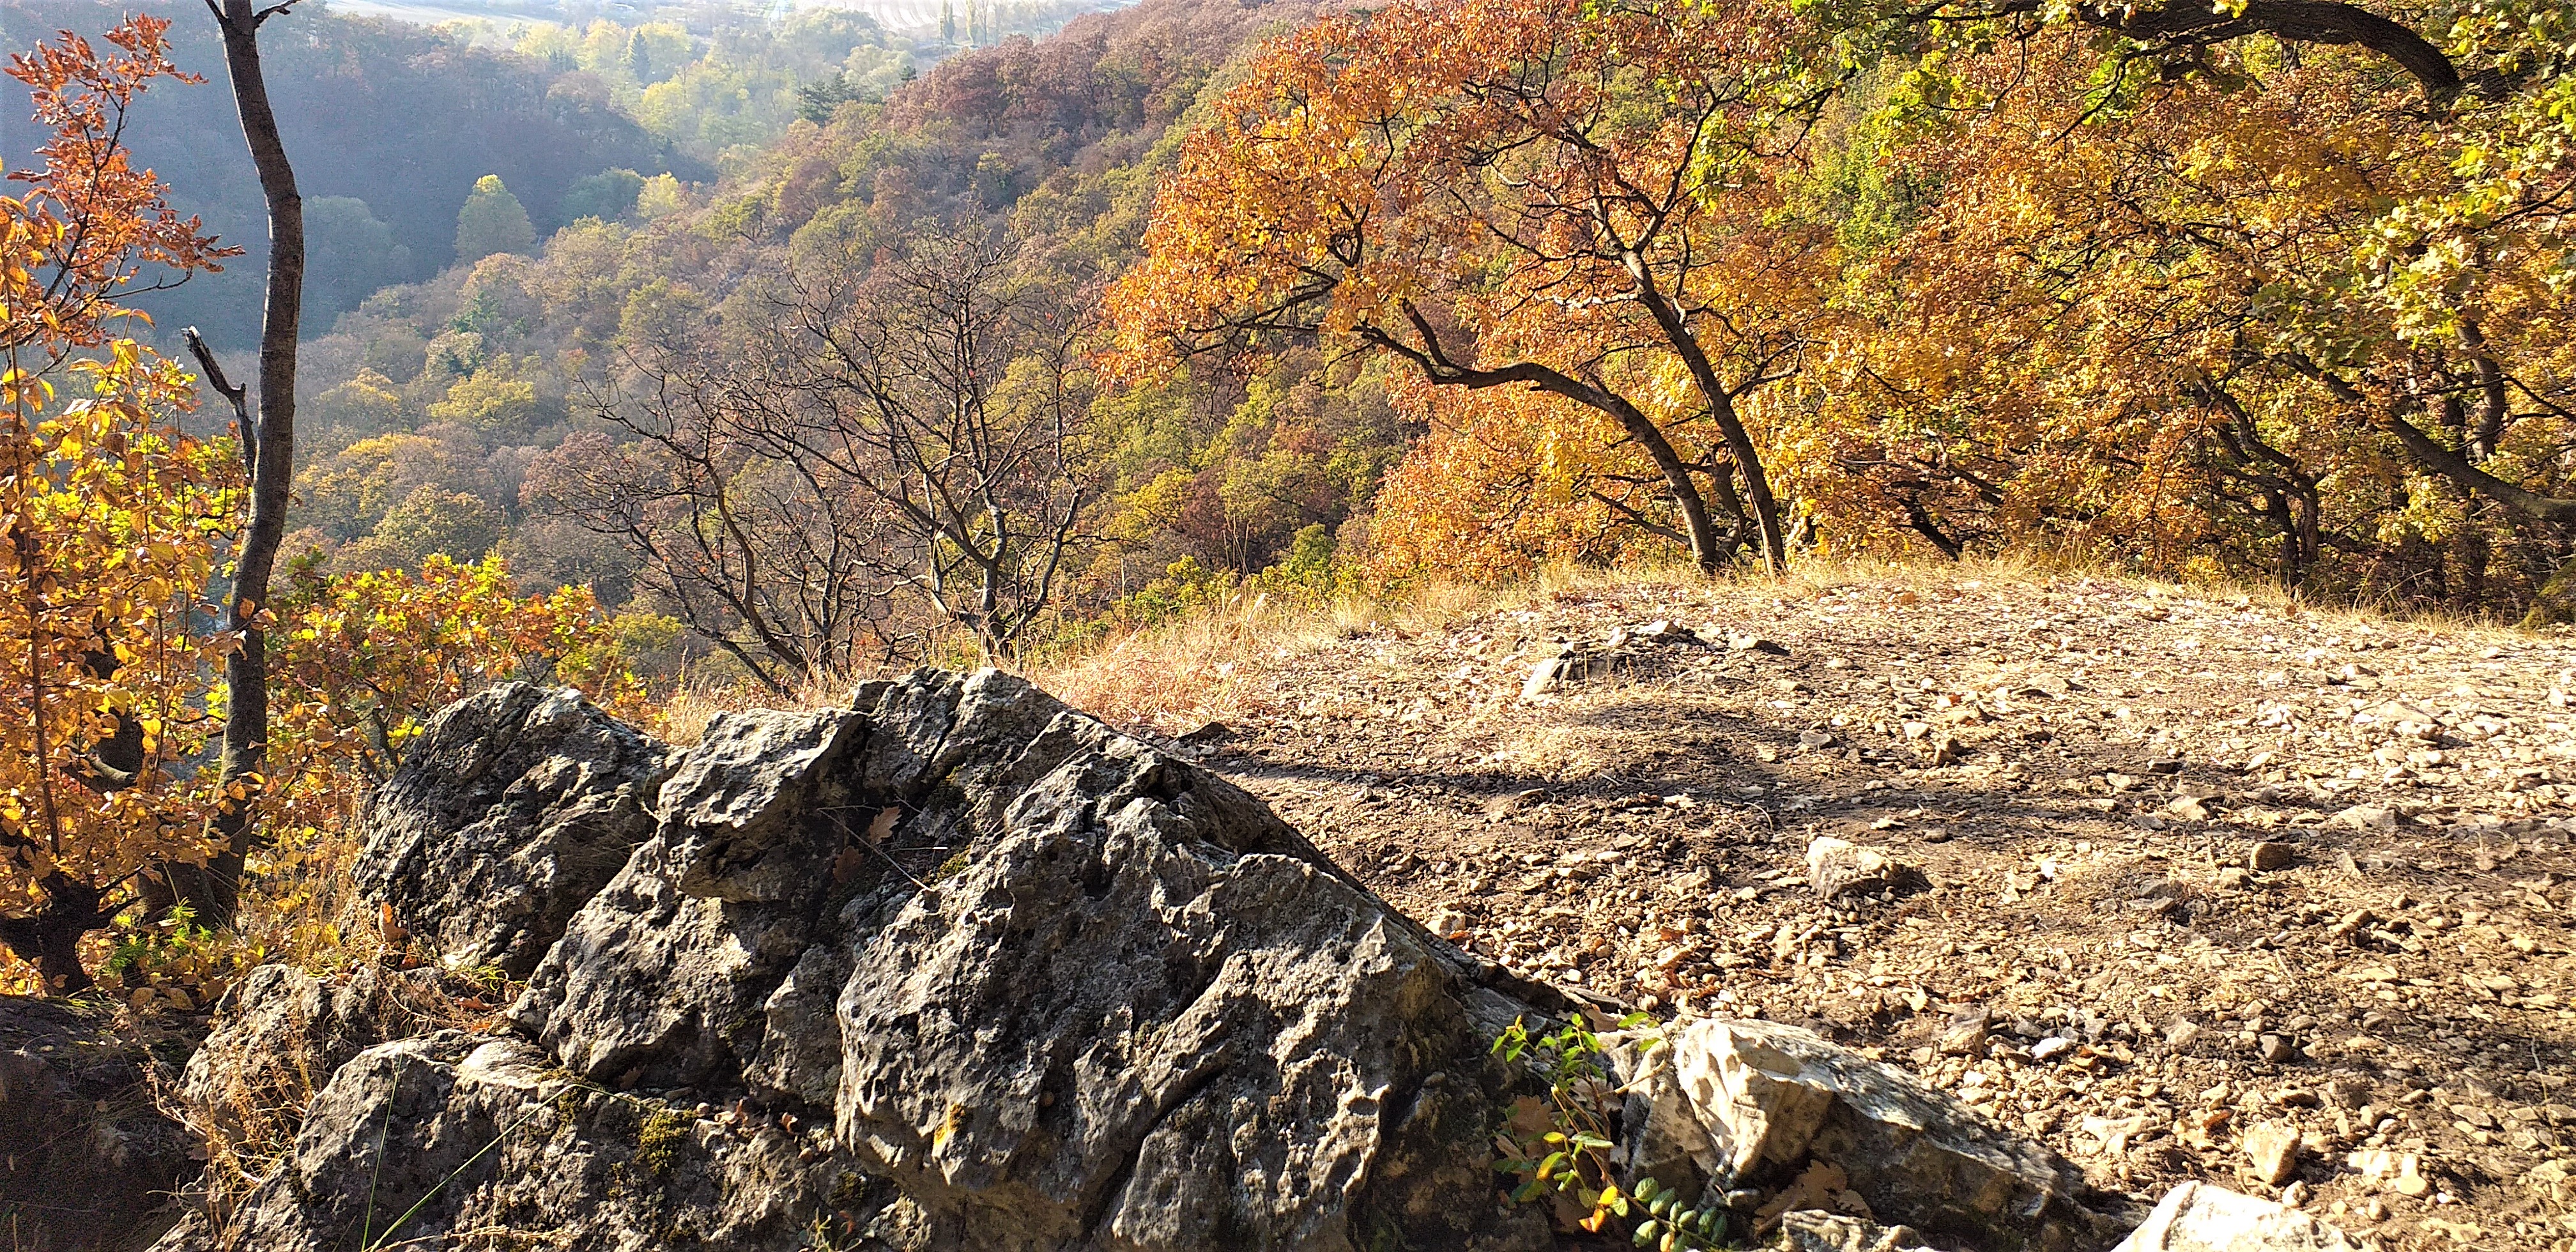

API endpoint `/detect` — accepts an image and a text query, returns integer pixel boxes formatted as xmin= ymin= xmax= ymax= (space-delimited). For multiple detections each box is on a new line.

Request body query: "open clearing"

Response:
xmin=1122 ymin=570 xmax=2576 ymax=1249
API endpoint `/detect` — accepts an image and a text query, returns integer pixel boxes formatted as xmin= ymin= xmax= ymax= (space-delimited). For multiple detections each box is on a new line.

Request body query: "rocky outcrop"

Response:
xmin=183 ymin=669 xmax=1558 ymax=1252
xmin=1 ymin=997 xmax=195 ymax=1251
xmin=1609 ymin=1018 xmax=2135 ymax=1252
xmin=353 ymin=682 xmax=670 ymax=977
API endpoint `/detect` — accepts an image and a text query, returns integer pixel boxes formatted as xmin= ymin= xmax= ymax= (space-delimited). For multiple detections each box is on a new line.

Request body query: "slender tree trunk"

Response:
xmin=194 ymin=0 xmax=303 ymax=928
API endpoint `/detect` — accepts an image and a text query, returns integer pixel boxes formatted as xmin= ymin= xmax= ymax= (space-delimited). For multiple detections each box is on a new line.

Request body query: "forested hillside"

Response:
xmin=0 ymin=0 xmax=996 ymax=344
xmin=172 ymin=0 xmax=2574 ymax=701
xmin=270 ymin=0 xmax=1372 ymax=686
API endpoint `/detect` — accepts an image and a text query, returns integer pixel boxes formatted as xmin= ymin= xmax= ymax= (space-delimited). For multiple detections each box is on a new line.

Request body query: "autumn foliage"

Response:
xmin=1113 ymin=0 xmax=2576 ymax=618
xmin=0 ymin=19 xmax=241 ymax=992
xmin=0 ymin=20 xmax=643 ymax=993
xmin=1112 ymin=0 xmax=1837 ymax=576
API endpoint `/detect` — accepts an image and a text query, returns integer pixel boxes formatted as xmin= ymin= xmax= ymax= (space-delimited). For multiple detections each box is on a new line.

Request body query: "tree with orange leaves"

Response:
xmin=0 ymin=17 xmax=243 ymax=992
xmin=1109 ymin=0 xmax=1839 ymax=575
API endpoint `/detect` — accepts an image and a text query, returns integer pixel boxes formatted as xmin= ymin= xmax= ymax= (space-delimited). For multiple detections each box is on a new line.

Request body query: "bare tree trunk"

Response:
xmin=191 ymin=0 xmax=303 ymax=928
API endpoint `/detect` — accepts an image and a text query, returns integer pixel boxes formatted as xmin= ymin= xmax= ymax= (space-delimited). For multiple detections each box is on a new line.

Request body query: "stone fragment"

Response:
xmin=1633 ymin=620 xmax=1702 ymax=645
xmin=1800 ymin=729 xmax=1839 ymax=749
xmin=1936 ymin=1007 xmax=1992 ymax=1057
xmin=2250 ymin=841 xmax=2297 ymax=872
xmin=1805 ymin=837 xmax=1930 ymax=900
xmin=2331 ymin=805 xmax=2399 ymax=832
xmin=1727 ymin=630 xmax=1790 ymax=655
xmin=2110 ymin=1180 xmax=2363 ymax=1251
xmin=2244 ymin=1120 xmax=2301 ymax=1186
xmin=353 ymin=682 xmax=671 ymax=976
xmin=2347 ymin=1148 xmax=2430 ymax=1196
xmin=2167 ymin=796 xmax=2211 ymax=821
xmin=2258 ymin=1034 xmax=2295 ymax=1064
xmin=1522 ymin=653 xmax=1567 ymax=700
xmin=2030 ymin=1036 xmax=2074 ymax=1063
xmin=1606 ymin=1018 xmax=2131 ymax=1252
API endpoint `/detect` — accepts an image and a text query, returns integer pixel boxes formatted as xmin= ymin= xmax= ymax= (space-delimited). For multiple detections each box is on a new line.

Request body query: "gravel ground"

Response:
xmin=1153 ymin=570 xmax=2576 ymax=1250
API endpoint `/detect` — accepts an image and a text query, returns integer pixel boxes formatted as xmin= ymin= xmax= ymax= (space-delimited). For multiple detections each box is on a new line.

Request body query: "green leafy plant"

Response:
xmin=1491 ymin=1016 xmax=1732 ymax=1250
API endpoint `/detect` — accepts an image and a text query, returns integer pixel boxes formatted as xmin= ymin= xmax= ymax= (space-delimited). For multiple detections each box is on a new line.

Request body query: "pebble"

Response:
xmin=1938 ymin=1009 xmax=1993 ymax=1057
xmin=2245 ymin=1120 xmax=2301 ymax=1186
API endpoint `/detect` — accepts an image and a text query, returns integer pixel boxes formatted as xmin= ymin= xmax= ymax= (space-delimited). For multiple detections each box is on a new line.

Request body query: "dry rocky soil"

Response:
xmin=1146 ymin=572 xmax=2576 ymax=1251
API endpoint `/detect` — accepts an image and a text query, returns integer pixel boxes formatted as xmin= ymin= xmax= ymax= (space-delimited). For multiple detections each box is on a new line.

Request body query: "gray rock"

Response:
xmin=177 ymin=963 xmax=447 ymax=1145
xmin=1608 ymin=1018 xmax=2131 ymax=1252
xmin=206 ymin=668 xmax=1557 ymax=1252
xmin=1777 ymin=1210 xmax=1940 ymax=1252
xmin=0 ymin=996 xmax=196 ymax=1252
xmin=1805 ymin=837 xmax=1930 ymax=900
xmin=180 ymin=1031 xmax=912 ymax=1252
xmin=353 ymin=682 xmax=671 ymax=977
xmin=661 ymin=706 xmax=866 ymax=903
xmin=2110 ymin=1181 xmax=2363 ymax=1251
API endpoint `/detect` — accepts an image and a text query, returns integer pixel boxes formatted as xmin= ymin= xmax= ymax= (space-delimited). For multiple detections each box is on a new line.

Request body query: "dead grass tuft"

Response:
xmin=1029 ymin=581 xmax=1510 ymax=733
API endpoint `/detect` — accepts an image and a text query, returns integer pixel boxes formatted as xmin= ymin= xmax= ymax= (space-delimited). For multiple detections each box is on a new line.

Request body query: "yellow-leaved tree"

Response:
xmin=0 ymin=22 xmax=652 ymax=995
xmin=0 ymin=19 xmax=243 ymax=992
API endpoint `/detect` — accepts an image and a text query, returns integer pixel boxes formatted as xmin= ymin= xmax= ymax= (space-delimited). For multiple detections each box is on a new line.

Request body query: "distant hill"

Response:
xmin=1 ymin=0 xmax=710 ymax=347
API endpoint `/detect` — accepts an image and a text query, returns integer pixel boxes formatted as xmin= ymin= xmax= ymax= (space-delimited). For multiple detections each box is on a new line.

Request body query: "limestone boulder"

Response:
xmin=353 ymin=682 xmax=671 ymax=977
xmin=2109 ymin=1182 xmax=2363 ymax=1252
xmin=1610 ymin=1018 xmax=2133 ymax=1252
xmin=198 ymin=668 xmax=1556 ymax=1252
xmin=176 ymin=963 xmax=447 ymax=1146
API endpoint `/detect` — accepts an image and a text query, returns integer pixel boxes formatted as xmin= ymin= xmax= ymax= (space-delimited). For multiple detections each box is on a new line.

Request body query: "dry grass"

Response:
xmin=1029 ymin=579 xmax=1514 ymax=733
xmin=1009 ymin=551 xmax=2564 ymax=733
xmin=164 ymin=961 xmax=475 ymax=1248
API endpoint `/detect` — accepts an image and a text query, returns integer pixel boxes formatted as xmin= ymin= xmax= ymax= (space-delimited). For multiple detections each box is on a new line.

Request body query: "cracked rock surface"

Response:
xmin=353 ymin=682 xmax=673 ymax=978
xmin=167 ymin=671 xmax=1556 ymax=1252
